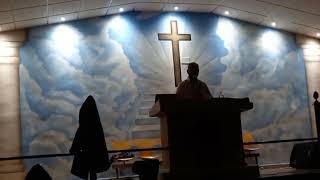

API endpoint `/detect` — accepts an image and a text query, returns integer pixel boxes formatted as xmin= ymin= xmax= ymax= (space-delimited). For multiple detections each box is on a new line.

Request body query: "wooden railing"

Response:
xmin=0 ymin=147 xmax=169 ymax=161
xmin=0 ymin=137 xmax=317 ymax=161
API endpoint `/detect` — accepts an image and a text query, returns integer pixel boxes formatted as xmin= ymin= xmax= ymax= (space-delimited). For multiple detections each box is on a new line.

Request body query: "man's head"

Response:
xmin=187 ymin=62 xmax=199 ymax=80
xmin=314 ymin=91 xmax=319 ymax=100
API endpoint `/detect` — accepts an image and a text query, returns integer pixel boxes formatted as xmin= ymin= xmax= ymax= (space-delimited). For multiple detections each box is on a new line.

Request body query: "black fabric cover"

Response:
xmin=132 ymin=159 xmax=160 ymax=180
xmin=290 ymin=142 xmax=320 ymax=169
xmin=314 ymin=99 xmax=320 ymax=139
xmin=70 ymin=95 xmax=110 ymax=179
xmin=25 ymin=164 xmax=52 ymax=180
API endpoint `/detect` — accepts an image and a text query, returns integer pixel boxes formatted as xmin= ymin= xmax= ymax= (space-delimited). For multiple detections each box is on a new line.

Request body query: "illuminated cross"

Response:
xmin=158 ymin=20 xmax=191 ymax=87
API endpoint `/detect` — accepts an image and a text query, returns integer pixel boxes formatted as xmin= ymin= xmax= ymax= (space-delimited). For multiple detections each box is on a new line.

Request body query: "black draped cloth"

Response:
xmin=314 ymin=100 xmax=320 ymax=139
xmin=25 ymin=164 xmax=52 ymax=180
xmin=70 ymin=95 xmax=111 ymax=179
xmin=132 ymin=159 xmax=160 ymax=180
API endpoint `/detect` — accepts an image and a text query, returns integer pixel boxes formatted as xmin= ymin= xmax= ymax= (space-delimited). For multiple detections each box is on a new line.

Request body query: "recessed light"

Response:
xmin=224 ymin=11 xmax=229 ymax=15
xmin=317 ymin=33 xmax=320 ymax=37
xmin=60 ymin=17 xmax=66 ymax=21
xmin=271 ymin=22 xmax=276 ymax=27
xmin=174 ymin=6 xmax=179 ymax=10
xmin=119 ymin=7 xmax=124 ymax=12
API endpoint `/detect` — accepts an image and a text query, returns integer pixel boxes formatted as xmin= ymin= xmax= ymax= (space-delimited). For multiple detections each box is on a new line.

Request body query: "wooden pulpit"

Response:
xmin=149 ymin=94 xmax=257 ymax=179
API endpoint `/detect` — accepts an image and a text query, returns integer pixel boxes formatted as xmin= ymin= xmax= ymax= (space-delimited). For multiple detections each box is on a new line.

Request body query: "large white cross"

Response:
xmin=158 ymin=20 xmax=191 ymax=87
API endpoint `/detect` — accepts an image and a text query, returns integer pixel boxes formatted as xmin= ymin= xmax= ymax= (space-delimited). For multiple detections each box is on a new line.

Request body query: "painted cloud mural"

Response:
xmin=20 ymin=12 xmax=311 ymax=178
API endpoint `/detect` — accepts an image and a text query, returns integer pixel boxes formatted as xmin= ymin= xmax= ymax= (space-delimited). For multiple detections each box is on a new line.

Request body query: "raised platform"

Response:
xmin=160 ymin=166 xmax=320 ymax=180
xmin=259 ymin=166 xmax=320 ymax=180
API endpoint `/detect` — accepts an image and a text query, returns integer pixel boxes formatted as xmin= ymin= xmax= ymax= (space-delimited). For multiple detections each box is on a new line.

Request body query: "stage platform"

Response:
xmin=259 ymin=166 xmax=320 ymax=179
xmin=159 ymin=165 xmax=320 ymax=180
xmin=99 ymin=165 xmax=320 ymax=179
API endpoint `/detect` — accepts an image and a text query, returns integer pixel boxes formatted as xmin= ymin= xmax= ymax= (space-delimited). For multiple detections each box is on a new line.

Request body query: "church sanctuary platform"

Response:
xmin=159 ymin=166 xmax=320 ymax=180
xmin=259 ymin=165 xmax=320 ymax=180
xmin=155 ymin=162 xmax=320 ymax=180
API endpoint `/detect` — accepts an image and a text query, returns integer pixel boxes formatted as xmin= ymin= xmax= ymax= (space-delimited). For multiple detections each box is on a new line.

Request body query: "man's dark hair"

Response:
xmin=187 ymin=62 xmax=199 ymax=78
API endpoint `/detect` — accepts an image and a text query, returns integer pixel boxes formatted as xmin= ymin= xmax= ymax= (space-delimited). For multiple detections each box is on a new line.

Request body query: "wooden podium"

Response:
xmin=149 ymin=94 xmax=257 ymax=179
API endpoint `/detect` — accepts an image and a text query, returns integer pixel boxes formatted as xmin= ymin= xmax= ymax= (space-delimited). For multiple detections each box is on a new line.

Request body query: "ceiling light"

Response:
xmin=174 ymin=6 xmax=179 ymax=10
xmin=317 ymin=33 xmax=320 ymax=37
xmin=271 ymin=22 xmax=276 ymax=27
xmin=119 ymin=7 xmax=124 ymax=12
xmin=60 ymin=17 xmax=66 ymax=21
xmin=224 ymin=11 xmax=229 ymax=15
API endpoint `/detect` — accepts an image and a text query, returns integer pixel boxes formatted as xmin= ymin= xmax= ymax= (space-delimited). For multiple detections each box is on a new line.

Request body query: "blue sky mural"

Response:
xmin=20 ymin=12 xmax=311 ymax=179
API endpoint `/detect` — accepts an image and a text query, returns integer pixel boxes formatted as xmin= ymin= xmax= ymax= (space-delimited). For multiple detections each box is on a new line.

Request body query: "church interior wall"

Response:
xmin=0 ymin=11 xmax=317 ymax=179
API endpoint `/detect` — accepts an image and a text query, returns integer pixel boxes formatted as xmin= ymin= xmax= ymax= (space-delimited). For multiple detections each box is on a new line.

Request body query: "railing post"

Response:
xmin=313 ymin=91 xmax=320 ymax=140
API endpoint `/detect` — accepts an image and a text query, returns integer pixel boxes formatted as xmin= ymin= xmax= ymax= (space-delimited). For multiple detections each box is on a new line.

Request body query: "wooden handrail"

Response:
xmin=244 ymin=137 xmax=317 ymax=145
xmin=0 ymin=137 xmax=317 ymax=161
xmin=0 ymin=147 xmax=169 ymax=161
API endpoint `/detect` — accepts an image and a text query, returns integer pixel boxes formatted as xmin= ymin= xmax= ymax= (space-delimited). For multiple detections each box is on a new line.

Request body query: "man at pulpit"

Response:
xmin=151 ymin=62 xmax=256 ymax=178
xmin=176 ymin=62 xmax=213 ymax=100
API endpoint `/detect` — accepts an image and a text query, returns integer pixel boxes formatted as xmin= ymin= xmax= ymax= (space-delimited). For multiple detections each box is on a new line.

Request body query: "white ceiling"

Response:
xmin=1 ymin=0 xmax=320 ymax=38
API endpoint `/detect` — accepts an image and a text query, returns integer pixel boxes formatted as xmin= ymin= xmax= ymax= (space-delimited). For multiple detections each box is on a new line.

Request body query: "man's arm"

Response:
xmin=203 ymin=83 xmax=213 ymax=99
xmin=176 ymin=81 xmax=184 ymax=95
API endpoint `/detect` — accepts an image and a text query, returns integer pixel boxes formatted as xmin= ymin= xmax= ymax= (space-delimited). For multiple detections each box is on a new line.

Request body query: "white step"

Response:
xmin=132 ymin=124 xmax=160 ymax=132
xmin=132 ymin=124 xmax=161 ymax=139
xmin=135 ymin=117 xmax=160 ymax=125
xmin=138 ymin=107 xmax=151 ymax=116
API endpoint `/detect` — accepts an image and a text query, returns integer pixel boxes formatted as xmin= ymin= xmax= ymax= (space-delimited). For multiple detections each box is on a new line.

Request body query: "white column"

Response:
xmin=296 ymin=35 xmax=320 ymax=138
xmin=0 ymin=30 xmax=26 ymax=180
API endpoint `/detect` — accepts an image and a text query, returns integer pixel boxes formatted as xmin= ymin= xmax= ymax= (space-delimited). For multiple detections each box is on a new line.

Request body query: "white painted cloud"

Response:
xmin=20 ymin=21 xmax=140 ymax=177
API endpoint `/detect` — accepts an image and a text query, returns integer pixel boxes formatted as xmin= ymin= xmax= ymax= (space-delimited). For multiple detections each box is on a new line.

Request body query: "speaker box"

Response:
xmin=290 ymin=142 xmax=320 ymax=169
